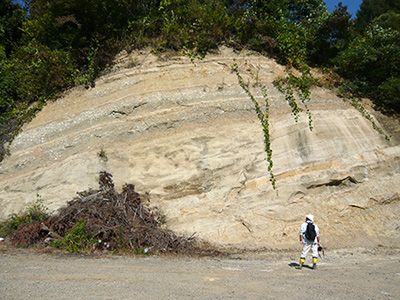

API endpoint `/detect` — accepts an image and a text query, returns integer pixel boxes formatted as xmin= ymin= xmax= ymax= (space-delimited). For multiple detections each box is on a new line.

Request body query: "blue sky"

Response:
xmin=324 ymin=0 xmax=363 ymax=17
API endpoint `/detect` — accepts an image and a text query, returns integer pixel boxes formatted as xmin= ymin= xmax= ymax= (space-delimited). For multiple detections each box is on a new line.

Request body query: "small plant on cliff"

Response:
xmin=98 ymin=147 xmax=108 ymax=162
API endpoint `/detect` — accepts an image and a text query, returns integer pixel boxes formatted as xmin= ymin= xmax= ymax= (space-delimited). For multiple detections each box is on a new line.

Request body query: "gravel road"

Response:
xmin=1 ymin=246 xmax=399 ymax=300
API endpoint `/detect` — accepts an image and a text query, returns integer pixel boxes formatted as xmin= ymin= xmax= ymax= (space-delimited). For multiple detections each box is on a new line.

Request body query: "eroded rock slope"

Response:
xmin=1 ymin=47 xmax=399 ymax=250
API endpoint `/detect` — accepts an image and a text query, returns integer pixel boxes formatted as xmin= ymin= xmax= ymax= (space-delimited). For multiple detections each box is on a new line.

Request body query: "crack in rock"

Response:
xmin=307 ymin=176 xmax=358 ymax=189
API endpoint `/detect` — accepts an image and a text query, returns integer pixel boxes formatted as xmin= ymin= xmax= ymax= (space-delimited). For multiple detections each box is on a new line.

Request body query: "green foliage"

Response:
xmin=247 ymin=0 xmax=327 ymax=25
xmin=132 ymin=248 xmax=150 ymax=255
xmin=372 ymin=11 xmax=400 ymax=31
xmin=244 ymin=0 xmax=328 ymax=67
xmin=13 ymin=41 xmax=76 ymax=101
xmin=275 ymin=19 xmax=308 ymax=67
xmin=0 ymin=58 xmax=17 ymax=121
xmin=51 ymin=221 xmax=94 ymax=253
xmin=26 ymin=194 xmax=49 ymax=222
xmin=355 ymin=0 xmax=400 ymax=33
xmin=158 ymin=0 xmax=232 ymax=57
xmin=377 ymin=77 xmax=400 ymax=112
xmin=232 ymin=62 xmax=317 ymax=191
xmin=232 ymin=63 xmax=276 ymax=191
xmin=335 ymin=25 xmax=400 ymax=113
xmin=0 ymin=0 xmax=26 ymax=57
xmin=274 ymin=72 xmax=316 ymax=130
xmin=72 ymin=41 xmax=99 ymax=86
xmin=309 ymin=3 xmax=355 ymax=66
xmin=27 ymin=0 xmax=132 ymax=47
xmin=341 ymin=96 xmax=391 ymax=141
xmin=0 ymin=195 xmax=48 ymax=238
xmin=274 ymin=77 xmax=302 ymax=122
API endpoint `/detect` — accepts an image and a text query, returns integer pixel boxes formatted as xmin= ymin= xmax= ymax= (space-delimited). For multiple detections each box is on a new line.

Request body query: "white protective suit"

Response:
xmin=300 ymin=220 xmax=320 ymax=259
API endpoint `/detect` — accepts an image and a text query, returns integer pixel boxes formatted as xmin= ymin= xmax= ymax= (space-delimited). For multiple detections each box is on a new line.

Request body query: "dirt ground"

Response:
xmin=1 ymin=244 xmax=399 ymax=300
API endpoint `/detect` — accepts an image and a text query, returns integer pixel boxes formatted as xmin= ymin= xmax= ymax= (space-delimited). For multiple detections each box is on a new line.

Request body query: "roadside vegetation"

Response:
xmin=0 ymin=194 xmax=48 ymax=239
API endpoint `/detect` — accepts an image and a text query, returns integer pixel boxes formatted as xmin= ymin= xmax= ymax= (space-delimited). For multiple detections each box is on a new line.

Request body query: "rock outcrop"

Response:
xmin=1 ymin=47 xmax=399 ymax=250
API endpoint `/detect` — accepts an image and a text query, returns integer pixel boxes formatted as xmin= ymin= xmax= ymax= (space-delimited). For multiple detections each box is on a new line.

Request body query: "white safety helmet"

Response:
xmin=306 ymin=214 xmax=314 ymax=222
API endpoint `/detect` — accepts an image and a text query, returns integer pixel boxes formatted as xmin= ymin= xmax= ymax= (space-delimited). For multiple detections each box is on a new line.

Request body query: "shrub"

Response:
xmin=11 ymin=223 xmax=43 ymax=247
xmin=377 ymin=77 xmax=400 ymax=113
xmin=51 ymin=221 xmax=94 ymax=253
xmin=0 ymin=195 xmax=48 ymax=238
xmin=334 ymin=25 xmax=400 ymax=113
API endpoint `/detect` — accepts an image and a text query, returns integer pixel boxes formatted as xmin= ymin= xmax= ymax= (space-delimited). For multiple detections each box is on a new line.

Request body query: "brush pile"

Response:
xmin=11 ymin=172 xmax=220 ymax=256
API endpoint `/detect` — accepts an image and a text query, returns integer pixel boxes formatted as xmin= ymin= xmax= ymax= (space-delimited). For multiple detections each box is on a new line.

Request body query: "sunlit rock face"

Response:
xmin=1 ymin=47 xmax=399 ymax=249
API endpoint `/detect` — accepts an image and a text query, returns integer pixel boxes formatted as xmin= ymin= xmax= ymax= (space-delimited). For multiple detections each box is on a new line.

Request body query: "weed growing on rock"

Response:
xmin=98 ymin=147 xmax=108 ymax=162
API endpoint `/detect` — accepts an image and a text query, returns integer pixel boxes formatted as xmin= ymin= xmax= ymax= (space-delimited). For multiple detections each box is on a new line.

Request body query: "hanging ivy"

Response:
xmin=273 ymin=71 xmax=315 ymax=130
xmin=274 ymin=78 xmax=303 ymax=123
xmin=232 ymin=57 xmax=392 ymax=194
xmin=232 ymin=62 xmax=319 ymax=192
xmin=231 ymin=63 xmax=277 ymax=191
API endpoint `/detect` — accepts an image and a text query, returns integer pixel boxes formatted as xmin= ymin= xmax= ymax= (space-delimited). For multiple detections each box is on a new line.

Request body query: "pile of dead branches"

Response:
xmin=12 ymin=171 xmax=220 ymax=256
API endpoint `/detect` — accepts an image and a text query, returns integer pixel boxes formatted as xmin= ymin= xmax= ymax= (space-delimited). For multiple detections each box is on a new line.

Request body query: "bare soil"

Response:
xmin=1 ymin=244 xmax=399 ymax=300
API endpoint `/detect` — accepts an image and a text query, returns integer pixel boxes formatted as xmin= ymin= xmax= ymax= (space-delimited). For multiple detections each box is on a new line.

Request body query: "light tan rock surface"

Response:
xmin=1 ymin=47 xmax=399 ymax=250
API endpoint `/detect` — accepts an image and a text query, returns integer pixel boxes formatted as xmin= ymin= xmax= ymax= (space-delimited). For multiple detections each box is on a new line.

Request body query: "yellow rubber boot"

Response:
xmin=312 ymin=257 xmax=318 ymax=269
xmin=296 ymin=258 xmax=305 ymax=269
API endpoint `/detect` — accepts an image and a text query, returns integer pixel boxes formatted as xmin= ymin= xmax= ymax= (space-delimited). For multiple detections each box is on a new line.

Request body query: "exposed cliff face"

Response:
xmin=1 ymin=47 xmax=399 ymax=250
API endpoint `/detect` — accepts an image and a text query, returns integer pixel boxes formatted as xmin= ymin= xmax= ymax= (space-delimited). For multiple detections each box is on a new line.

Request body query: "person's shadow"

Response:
xmin=288 ymin=262 xmax=313 ymax=269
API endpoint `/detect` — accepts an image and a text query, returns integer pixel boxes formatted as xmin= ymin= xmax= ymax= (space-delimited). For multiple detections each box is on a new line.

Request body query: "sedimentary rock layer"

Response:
xmin=1 ymin=47 xmax=399 ymax=249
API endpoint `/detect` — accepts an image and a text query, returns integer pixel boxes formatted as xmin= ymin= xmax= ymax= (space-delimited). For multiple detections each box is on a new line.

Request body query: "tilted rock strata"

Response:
xmin=1 ymin=47 xmax=399 ymax=250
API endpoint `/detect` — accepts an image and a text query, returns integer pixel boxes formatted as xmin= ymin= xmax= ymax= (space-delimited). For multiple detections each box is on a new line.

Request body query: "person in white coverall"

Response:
xmin=296 ymin=214 xmax=320 ymax=269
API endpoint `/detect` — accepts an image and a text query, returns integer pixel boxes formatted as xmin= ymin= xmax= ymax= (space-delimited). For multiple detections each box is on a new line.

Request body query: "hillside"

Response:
xmin=0 ymin=47 xmax=399 ymax=250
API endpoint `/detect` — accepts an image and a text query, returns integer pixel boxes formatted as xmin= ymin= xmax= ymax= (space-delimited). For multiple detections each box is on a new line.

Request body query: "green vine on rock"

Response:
xmin=259 ymin=84 xmax=276 ymax=189
xmin=274 ymin=77 xmax=302 ymax=123
xmin=290 ymin=73 xmax=315 ymax=131
xmin=232 ymin=63 xmax=277 ymax=192
xmin=232 ymin=63 xmax=318 ymax=192
xmin=344 ymin=97 xmax=391 ymax=141
xmin=273 ymin=72 xmax=315 ymax=130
